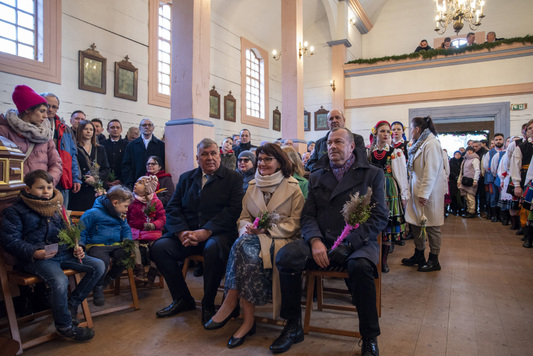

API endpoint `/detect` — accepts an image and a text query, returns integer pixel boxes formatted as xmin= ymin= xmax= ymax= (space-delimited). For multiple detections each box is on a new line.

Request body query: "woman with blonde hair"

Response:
xmin=282 ymin=146 xmax=308 ymax=198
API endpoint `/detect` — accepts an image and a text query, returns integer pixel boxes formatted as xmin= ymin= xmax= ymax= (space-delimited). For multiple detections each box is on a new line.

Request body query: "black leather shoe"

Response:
xmin=360 ymin=337 xmax=379 ymax=356
xmin=227 ymin=322 xmax=256 ymax=349
xmin=397 ymin=239 xmax=405 ymax=246
xmin=204 ymin=305 xmax=240 ymax=330
xmin=201 ymin=305 xmax=216 ymax=325
xmin=270 ymin=319 xmax=304 ymax=353
xmin=156 ymin=298 xmax=196 ymax=318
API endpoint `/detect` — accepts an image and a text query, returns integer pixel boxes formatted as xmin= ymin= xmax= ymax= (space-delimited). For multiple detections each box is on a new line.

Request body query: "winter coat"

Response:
xmin=302 ymin=152 xmax=388 ymax=268
xmin=220 ymin=150 xmax=236 ymax=171
xmin=238 ymin=168 xmax=256 ymax=192
xmin=121 ymin=136 xmax=165 ymax=189
xmin=127 ymin=195 xmax=166 ymax=241
xmin=237 ymin=176 xmax=304 ymax=317
xmin=0 ymin=199 xmax=66 ymax=266
xmin=164 ymin=165 xmax=243 ymax=240
xmin=100 ymin=137 xmax=129 ymax=183
xmin=51 ymin=115 xmax=82 ymax=189
xmin=148 ymin=170 xmax=175 ymax=208
xmin=80 ymin=196 xmax=132 ymax=246
xmin=0 ymin=110 xmax=62 ymax=186
xmin=405 ymin=133 xmax=445 ymax=227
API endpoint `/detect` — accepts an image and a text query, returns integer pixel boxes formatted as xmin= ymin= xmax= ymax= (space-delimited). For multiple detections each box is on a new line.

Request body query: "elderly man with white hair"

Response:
xmin=121 ymin=118 xmax=165 ymax=189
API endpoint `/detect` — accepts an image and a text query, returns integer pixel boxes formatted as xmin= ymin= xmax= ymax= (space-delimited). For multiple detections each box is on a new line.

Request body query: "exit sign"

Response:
xmin=512 ymin=104 xmax=528 ymax=110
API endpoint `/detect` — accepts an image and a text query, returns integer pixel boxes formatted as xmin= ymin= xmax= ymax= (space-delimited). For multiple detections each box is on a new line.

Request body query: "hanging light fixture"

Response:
xmin=434 ymin=0 xmax=485 ymax=35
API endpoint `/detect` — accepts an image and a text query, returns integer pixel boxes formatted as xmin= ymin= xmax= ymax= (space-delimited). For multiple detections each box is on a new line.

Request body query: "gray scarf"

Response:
xmin=407 ymin=128 xmax=432 ymax=172
xmin=254 ymin=170 xmax=284 ymax=205
xmin=5 ymin=109 xmax=53 ymax=144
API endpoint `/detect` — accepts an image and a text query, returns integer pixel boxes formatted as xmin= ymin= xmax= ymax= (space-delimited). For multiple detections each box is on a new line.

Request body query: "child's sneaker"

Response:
xmin=57 ymin=325 xmax=95 ymax=342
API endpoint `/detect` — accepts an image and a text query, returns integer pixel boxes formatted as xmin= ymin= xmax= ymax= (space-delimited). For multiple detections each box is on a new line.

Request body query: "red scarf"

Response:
xmin=148 ymin=170 xmax=172 ymax=190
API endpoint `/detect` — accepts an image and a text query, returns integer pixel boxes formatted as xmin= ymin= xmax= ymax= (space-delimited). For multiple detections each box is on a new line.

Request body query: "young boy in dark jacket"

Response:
xmin=0 ymin=170 xmax=105 ymax=342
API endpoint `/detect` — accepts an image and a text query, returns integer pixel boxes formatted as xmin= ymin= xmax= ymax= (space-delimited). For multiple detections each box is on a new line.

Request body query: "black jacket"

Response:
xmin=302 ymin=152 xmax=388 ymax=267
xmin=100 ymin=137 xmax=129 ymax=182
xmin=164 ymin=165 xmax=244 ymax=240
xmin=121 ymin=136 xmax=165 ymax=188
xmin=306 ymin=131 xmax=366 ymax=172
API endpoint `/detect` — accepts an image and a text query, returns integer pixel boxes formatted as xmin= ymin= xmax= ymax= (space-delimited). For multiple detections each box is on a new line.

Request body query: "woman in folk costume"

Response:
xmin=368 ymin=121 xmax=409 ymax=273
xmin=497 ymin=136 xmax=520 ymax=228
xmin=0 ymin=85 xmax=62 ymax=186
xmin=511 ymin=119 xmax=533 ymax=248
xmin=204 ymin=143 xmax=304 ymax=349
xmin=391 ymin=121 xmax=409 ymax=158
xmin=402 ymin=116 xmax=446 ymax=272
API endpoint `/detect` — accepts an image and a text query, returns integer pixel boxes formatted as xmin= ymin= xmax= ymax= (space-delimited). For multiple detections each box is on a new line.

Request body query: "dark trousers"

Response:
xmin=87 ymin=245 xmax=127 ymax=287
xmin=275 ymin=239 xmax=380 ymax=338
xmin=150 ymin=234 xmax=233 ymax=307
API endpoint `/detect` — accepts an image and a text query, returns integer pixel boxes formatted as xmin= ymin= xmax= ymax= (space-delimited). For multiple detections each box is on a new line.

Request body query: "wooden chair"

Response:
xmin=0 ymin=249 xmax=93 ymax=355
xmin=302 ymin=238 xmax=382 ymax=338
xmin=182 ymin=255 xmax=225 ymax=307
xmin=68 ymin=211 xmax=140 ymax=317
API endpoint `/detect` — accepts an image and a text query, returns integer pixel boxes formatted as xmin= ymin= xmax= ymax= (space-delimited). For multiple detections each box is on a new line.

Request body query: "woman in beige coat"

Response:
xmin=402 ymin=116 xmax=446 ymax=272
xmin=204 ymin=143 xmax=304 ymax=349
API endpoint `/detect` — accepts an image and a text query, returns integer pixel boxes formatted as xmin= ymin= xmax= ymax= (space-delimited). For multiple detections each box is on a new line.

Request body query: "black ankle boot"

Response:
xmin=510 ymin=215 xmax=519 ymax=230
xmin=401 ymin=248 xmax=425 ymax=267
xmin=270 ymin=319 xmax=304 ymax=353
xmin=523 ymin=226 xmax=532 ymax=248
xmin=418 ymin=253 xmax=441 ymax=272
xmin=501 ymin=210 xmax=510 ymax=226
xmin=491 ymin=207 xmax=500 ymax=222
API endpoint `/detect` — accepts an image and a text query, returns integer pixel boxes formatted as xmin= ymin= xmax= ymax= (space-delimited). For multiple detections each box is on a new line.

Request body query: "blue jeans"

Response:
xmin=21 ymin=249 xmax=105 ymax=329
xmin=57 ymin=186 xmax=70 ymax=209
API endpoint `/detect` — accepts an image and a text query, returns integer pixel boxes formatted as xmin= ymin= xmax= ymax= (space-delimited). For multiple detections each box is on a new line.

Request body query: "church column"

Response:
xmin=329 ymin=40 xmax=351 ymax=113
xmin=166 ymin=0 xmax=214 ymax=179
xmin=281 ymin=0 xmax=305 ymax=153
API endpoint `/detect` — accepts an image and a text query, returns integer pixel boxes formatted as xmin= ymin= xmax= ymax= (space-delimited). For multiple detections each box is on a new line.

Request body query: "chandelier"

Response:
xmin=434 ymin=0 xmax=485 ymax=35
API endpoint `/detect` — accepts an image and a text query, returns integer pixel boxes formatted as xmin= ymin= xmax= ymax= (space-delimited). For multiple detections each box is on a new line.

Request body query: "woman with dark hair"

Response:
xmin=448 ymin=151 xmax=464 ymax=215
xmin=204 ymin=143 xmax=304 ymax=348
xmin=402 ymin=116 xmax=445 ymax=272
xmin=368 ymin=121 xmax=409 ymax=273
xmin=391 ymin=121 xmax=409 ymax=158
xmin=0 ymin=85 xmax=62 ymax=186
xmin=146 ymin=155 xmax=174 ymax=208
xmin=70 ymin=120 xmax=109 ymax=211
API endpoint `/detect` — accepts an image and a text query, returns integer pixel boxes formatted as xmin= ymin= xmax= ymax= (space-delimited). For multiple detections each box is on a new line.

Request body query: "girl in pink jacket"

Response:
xmin=127 ymin=175 xmax=166 ymax=283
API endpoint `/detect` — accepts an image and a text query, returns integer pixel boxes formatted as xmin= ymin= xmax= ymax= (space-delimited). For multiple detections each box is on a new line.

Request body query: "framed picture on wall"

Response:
xmin=273 ymin=106 xmax=281 ymax=131
xmin=314 ymin=106 xmax=329 ymax=131
xmin=224 ymin=91 xmax=236 ymax=122
xmin=304 ymin=110 xmax=310 ymax=131
xmin=209 ymin=86 xmax=220 ymax=119
xmin=114 ymin=56 xmax=138 ymax=101
xmin=79 ymin=43 xmax=107 ymax=94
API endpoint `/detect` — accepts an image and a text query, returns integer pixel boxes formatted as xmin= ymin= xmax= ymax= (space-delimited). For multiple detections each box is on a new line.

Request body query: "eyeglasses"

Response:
xmin=257 ymin=157 xmax=274 ymax=164
xmin=146 ymin=162 xmax=158 ymax=166
xmin=47 ymin=105 xmax=59 ymax=110
xmin=238 ymin=158 xmax=250 ymax=163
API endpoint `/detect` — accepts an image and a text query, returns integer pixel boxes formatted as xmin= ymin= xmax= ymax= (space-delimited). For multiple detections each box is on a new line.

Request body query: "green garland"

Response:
xmin=117 ymin=239 xmax=136 ymax=269
xmin=346 ymin=35 xmax=533 ymax=65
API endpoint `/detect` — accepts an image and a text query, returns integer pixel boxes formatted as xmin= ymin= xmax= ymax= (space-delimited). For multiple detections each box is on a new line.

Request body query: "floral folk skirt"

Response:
xmin=383 ymin=173 xmax=406 ymax=242
xmin=224 ymin=234 xmax=273 ymax=306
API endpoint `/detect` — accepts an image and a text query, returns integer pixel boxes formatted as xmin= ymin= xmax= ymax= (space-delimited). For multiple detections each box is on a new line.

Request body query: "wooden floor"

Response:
xmin=11 ymin=215 xmax=533 ymax=355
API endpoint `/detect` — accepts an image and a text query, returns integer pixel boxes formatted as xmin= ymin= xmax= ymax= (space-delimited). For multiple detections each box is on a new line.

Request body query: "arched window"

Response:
xmin=149 ymin=0 xmax=172 ymax=108
xmin=241 ymin=37 xmax=269 ymax=128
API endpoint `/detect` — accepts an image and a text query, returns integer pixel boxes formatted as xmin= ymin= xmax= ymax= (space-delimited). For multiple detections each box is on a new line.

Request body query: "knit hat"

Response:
xmin=12 ymin=85 xmax=47 ymax=113
xmin=238 ymin=150 xmax=256 ymax=165
xmin=137 ymin=175 xmax=159 ymax=195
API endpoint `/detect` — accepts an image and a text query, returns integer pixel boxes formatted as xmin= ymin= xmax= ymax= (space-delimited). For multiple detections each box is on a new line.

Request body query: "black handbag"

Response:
xmin=461 ymin=177 xmax=474 ymax=187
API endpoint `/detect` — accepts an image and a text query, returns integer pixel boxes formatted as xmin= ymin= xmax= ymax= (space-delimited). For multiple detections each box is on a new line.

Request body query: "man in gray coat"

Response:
xmin=270 ymin=127 xmax=387 ymax=356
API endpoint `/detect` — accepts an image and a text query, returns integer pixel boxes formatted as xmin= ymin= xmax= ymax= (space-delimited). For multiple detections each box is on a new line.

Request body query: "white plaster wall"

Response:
xmin=0 ymin=0 xmax=170 ymax=138
xmin=362 ymin=0 xmax=533 ymax=59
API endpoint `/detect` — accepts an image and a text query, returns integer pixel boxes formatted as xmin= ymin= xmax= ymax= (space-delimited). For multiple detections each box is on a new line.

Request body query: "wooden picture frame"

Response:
xmin=224 ymin=91 xmax=236 ymax=122
xmin=314 ymin=106 xmax=329 ymax=131
xmin=304 ymin=110 xmax=310 ymax=131
xmin=114 ymin=56 xmax=138 ymax=101
xmin=209 ymin=86 xmax=220 ymax=119
xmin=273 ymin=106 xmax=281 ymax=131
xmin=79 ymin=43 xmax=106 ymax=94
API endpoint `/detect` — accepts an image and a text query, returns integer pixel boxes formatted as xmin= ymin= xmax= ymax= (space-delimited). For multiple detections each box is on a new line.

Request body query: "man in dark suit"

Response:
xmin=305 ymin=109 xmax=366 ymax=171
xmin=100 ymin=119 xmax=129 ymax=186
xmin=121 ymin=118 xmax=165 ymax=189
xmin=270 ymin=127 xmax=388 ymax=355
xmin=151 ymin=138 xmax=244 ymax=324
